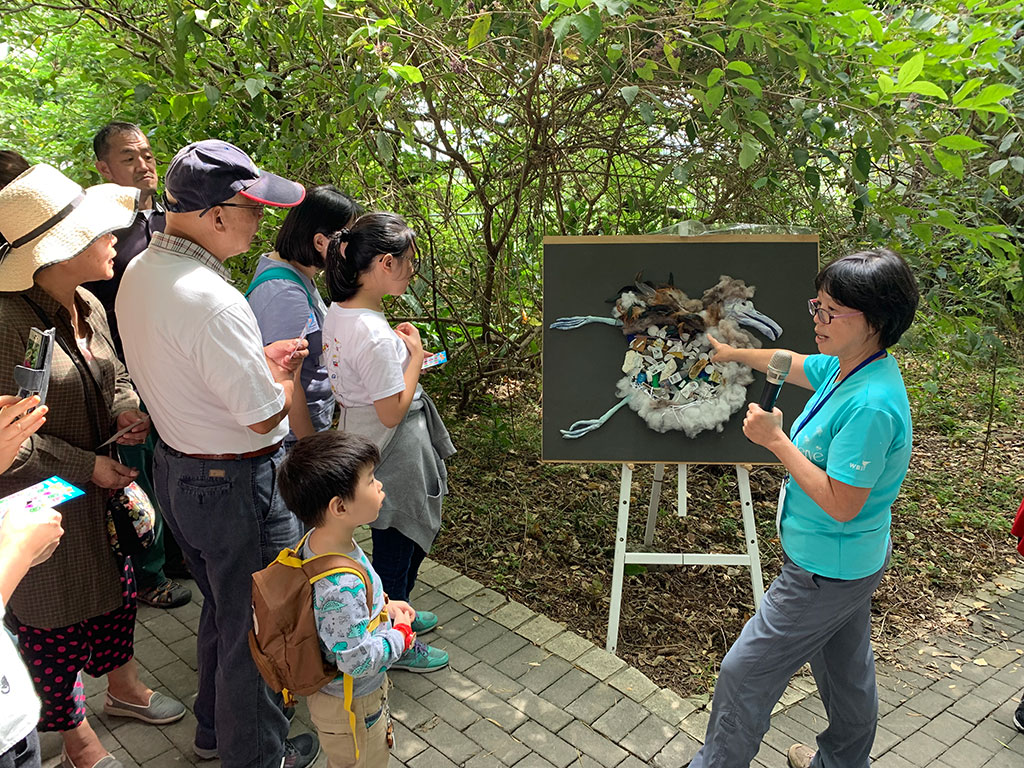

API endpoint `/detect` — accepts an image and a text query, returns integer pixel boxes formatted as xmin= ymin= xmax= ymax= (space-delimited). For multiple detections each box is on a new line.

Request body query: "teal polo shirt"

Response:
xmin=780 ymin=353 xmax=912 ymax=580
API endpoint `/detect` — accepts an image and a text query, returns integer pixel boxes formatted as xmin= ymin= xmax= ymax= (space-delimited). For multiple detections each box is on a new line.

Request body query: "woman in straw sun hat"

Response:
xmin=0 ymin=164 xmax=185 ymax=768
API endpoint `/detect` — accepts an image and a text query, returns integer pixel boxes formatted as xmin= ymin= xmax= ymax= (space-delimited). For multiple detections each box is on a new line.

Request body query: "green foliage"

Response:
xmin=1 ymin=0 xmax=1022 ymax=403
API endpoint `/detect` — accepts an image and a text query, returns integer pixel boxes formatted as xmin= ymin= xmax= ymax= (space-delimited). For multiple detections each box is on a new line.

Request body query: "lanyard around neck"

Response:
xmin=792 ymin=350 xmax=886 ymax=441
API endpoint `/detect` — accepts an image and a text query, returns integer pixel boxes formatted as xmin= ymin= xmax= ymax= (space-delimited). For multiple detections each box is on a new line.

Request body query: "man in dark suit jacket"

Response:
xmin=84 ymin=122 xmax=190 ymax=610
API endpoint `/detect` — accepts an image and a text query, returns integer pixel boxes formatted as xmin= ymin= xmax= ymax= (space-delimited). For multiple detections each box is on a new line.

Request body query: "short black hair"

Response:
xmin=93 ymin=122 xmax=144 ymax=160
xmin=277 ymin=431 xmax=380 ymax=528
xmin=275 ymin=185 xmax=360 ymax=269
xmin=815 ymin=248 xmax=919 ymax=348
xmin=0 ymin=149 xmax=29 ymax=190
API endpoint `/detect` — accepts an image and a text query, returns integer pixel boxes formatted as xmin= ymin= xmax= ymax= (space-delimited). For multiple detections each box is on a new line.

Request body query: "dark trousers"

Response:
xmin=153 ymin=441 xmax=301 ymax=768
xmin=370 ymin=527 xmax=427 ymax=603
xmin=0 ymin=731 xmax=40 ymax=768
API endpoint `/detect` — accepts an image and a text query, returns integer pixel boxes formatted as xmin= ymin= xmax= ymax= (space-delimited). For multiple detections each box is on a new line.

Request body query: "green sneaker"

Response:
xmin=410 ymin=610 xmax=438 ymax=635
xmin=392 ymin=641 xmax=449 ymax=673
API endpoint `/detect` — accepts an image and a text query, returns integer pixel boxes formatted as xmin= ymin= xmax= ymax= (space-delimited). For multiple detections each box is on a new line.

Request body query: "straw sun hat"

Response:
xmin=0 ymin=163 xmax=139 ymax=292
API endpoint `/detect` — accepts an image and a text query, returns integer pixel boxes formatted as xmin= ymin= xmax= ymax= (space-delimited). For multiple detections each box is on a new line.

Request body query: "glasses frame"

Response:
xmin=379 ymin=250 xmax=420 ymax=276
xmin=198 ymin=202 xmax=265 ymax=218
xmin=808 ymin=298 xmax=863 ymax=325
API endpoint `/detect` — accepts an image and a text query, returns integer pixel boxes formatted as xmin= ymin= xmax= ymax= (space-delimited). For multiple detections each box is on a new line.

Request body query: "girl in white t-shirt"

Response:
xmin=321 ymin=212 xmax=454 ymax=673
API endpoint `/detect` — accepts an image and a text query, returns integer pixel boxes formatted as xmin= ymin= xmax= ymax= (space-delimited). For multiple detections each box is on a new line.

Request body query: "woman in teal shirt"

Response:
xmin=689 ymin=249 xmax=919 ymax=768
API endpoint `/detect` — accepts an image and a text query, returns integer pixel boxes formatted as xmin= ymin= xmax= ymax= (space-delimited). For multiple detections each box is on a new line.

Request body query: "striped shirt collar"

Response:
xmin=150 ymin=230 xmax=232 ymax=282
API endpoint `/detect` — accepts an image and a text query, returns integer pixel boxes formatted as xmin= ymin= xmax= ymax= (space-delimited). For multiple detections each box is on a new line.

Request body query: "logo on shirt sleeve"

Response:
xmin=849 ymin=460 xmax=872 ymax=471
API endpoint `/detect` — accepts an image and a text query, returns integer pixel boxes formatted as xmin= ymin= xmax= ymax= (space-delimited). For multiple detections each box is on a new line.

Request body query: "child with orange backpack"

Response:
xmin=268 ymin=431 xmax=420 ymax=767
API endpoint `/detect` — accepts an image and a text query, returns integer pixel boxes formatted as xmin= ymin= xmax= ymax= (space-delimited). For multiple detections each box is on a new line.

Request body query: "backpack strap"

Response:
xmin=288 ymin=534 xmax=387 ymax=762
xmin=245 ymin=266 xmax=315 ymax=310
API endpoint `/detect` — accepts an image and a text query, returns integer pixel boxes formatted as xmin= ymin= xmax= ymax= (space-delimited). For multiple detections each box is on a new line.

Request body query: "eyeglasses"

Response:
xmin=808 ymin=298 xmax=862 ymax=325
xmin=198 ymin=202 xmax=264 ymax=218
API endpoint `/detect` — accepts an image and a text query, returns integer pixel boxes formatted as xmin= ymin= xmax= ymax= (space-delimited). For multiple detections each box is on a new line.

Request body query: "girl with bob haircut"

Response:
xmin=690 ymin=248 xmax=919 ymax=768
xmin=247 ymin=184 xmax=360 ymax=445
xmin=321 ymin=211 xmax=454 ymax=674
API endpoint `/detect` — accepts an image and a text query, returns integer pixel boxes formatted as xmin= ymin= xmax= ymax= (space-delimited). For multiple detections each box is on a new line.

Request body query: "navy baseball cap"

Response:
xmin=163 ymin=139 xmax=305 ymax=213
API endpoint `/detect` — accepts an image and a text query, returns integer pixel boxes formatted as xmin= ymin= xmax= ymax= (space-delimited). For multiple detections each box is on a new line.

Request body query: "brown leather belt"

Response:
xmin=182 ymin=441 xmax=283 ymax=461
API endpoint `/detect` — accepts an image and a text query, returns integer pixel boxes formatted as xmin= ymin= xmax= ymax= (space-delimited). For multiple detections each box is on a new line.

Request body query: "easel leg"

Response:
xmin=643 ymin=463 xmax=665 ymax=547
xmin=607 ymin=463 xmax=633 ymax=654
xmin=677 ymin=463 xmax=687 ymax=517
xmin=736 ymin=465 xmax=765 ymax=610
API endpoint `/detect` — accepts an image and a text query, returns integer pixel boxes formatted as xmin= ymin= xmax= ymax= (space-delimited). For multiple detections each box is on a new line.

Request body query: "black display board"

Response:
xmin=542 ymin=235 xmax=819 ymax=464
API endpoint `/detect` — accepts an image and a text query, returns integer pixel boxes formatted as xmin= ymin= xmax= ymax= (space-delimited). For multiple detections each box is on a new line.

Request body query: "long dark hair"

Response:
xmin=275 ymin=185 xmax=360 ymax=269
xmin=325 ymin=212 xmax=417 ymax=302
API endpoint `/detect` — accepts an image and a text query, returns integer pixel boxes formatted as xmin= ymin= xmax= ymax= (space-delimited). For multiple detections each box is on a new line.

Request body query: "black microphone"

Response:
xmin=758 ymin=350 xmax=792 ymax=411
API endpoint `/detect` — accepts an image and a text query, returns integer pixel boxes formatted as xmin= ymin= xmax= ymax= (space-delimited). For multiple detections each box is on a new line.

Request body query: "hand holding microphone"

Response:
xmin=744 ymin=350 xmax=792 ymax=447
xmin=758 ymin=350 xmax=792 ymax=411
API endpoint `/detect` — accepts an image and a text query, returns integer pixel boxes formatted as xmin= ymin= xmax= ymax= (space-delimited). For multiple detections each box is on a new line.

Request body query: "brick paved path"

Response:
xmin=41 ymin=540 xmax=1024 ymax=768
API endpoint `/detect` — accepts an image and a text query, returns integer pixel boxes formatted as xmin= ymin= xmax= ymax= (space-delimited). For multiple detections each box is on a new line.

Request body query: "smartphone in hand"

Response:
xmin=14 ymin=327 xmax=55 ymax=408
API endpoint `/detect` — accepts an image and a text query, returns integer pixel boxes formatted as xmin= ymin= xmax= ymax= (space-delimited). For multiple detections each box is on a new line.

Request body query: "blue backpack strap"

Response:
xmin=245 ymin=266 xmax=315 ymax=310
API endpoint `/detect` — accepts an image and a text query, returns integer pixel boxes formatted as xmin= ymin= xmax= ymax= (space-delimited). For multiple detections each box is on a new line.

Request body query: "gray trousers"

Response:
xmin=689 ymin=551 xmax=889 ymax=768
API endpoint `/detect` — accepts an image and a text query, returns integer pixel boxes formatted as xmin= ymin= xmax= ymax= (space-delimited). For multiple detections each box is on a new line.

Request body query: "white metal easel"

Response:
xmin=606 ymin=462 xmax=765 ymax=653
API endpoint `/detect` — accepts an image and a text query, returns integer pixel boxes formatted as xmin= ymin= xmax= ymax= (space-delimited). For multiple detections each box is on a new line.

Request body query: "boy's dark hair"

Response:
xmin=93 ymin=121 xmax=143 ymax=160
xmin=325 ymin=211 xmax=417 ymax=302
xmin=0 ymin=149 xmax=29 ymax=190
xmin=277 ymin=431 xmax=380 ymax=528
xmin=275 ymin=185 xmax=360 ymax=269
xmin=814 ymin=248 xmax=919 ymax=348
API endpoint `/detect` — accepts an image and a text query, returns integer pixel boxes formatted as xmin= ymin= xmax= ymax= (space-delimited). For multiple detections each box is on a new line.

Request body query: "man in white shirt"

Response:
xmin=116 ymin=140 xmax=319 ymax=768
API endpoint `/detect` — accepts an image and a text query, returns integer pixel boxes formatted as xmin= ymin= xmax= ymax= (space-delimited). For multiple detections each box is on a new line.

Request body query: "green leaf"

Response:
xmin=551 ymin=16 xmax=572 ymax=44
xmin=877 ymin=74 xmax=894 ymax=93
xmin=951 ymin=77 xmax=984 ymax=105
xmin=988 ymin=158 xmax=1008 ymax=175
xmin=707 ymin=68 xmax=724 ymax=88
xmin=468 ymin=13 xmax=491 ymax=49
xmin=747 ymin=110 xmax=774 ymax=138
xmin=934 ymin=148 xmax=964 ymax=179
xmin=663 ymin=41 xmax=680 ymax=73
xmin=705 ymin=32 xmax=725 ymax=53
xmin=375 ymin=132 xmax=392 ymax=162
xmin=853 ymin=147 xmax=871 ymax=181
xmin=635 ymin=59 xmax=657 ymax=81
xmin=704 ymin=84 xmax=725 ymax=116
xmin=725 ymin=60 xmax=753 ymax=76
xmin=936 ymin=135 xmax=986 ymax=151
xmin=1010 ymin=157 xmax=1024 ymax=174
xmin=910 ymin=223 xmax=932 ymax=244
xmin=170 ymin=93 xmax=189 ymax=120
xmin=619 ymin=85 xmax=639 ymax=105
xmin=892 ymin=80 xmax=948 ymax=99
xmin=203 ymin=84 xmax=220 ymax=106
xmin=970 ymin=84 xmax=1017 ymax=105
xmin=572 ymin=10 xmax=603 ymax=45
xmin=738 ymin=132 xmax=761 ymax=169
xmin=793 ymin=147 xmax=809 ymax=167
xmin=388 ymin=64 xmax=424 ymax=83
xmin=733 ymin=77 xmax=762 ymax=98
xmin=897 ymin=52 xmax=924 ymax=87
xmin=244 ymin=78 xmax=265 ymax=99
xmin=133 ymin=84 xmax=156 ymax=103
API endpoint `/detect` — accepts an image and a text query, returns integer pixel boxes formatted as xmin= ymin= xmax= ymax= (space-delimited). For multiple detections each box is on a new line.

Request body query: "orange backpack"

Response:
xmin=248 ymin=532 xmax=385 ymax=708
